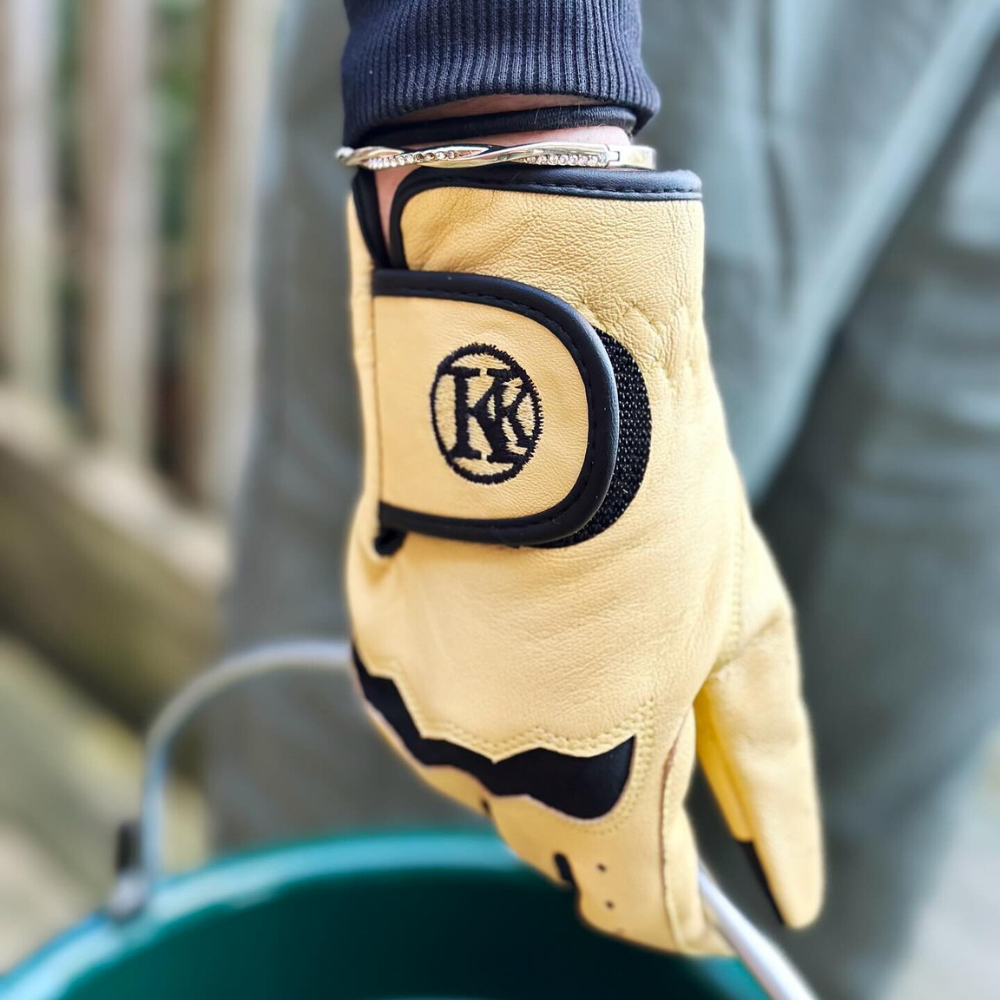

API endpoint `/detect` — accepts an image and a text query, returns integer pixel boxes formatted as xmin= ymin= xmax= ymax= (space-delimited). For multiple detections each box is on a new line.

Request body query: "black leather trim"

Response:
xmin=359 ymin=105 xmax=637 ymax=147
xmin=374 ymin=270 xmax=618 ymax=546
xmin=388 ymin=166 xmax=701 ymax=268
xmin=354 ymin=648 xmax=634 ymax=820
xmin=351 ymin=171 xmax=390 ymax=268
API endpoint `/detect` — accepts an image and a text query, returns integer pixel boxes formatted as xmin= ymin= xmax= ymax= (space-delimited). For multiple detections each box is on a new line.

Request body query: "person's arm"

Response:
xmin=340 ymin=0 xmax=658 ymax=147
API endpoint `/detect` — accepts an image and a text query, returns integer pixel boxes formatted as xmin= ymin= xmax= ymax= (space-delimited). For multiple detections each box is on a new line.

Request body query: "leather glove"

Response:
xmin=345 ymin=162 xmax=823 ymax=953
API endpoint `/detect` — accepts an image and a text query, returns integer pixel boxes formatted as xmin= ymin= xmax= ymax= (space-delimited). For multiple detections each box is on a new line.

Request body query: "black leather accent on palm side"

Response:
xmin=354 ymin=648 xmax=633 ymax=820
xmin=375 ymin=269 xmax=619 ymax=546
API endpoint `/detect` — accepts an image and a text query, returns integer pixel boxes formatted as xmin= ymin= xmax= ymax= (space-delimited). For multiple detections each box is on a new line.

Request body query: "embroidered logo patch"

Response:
xmin=431 ymin=344 xmax=542 ymax=483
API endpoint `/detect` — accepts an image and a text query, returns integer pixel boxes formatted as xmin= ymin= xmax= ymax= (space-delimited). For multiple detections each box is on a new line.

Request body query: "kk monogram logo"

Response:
xmin=431 ymin=344 xmax=542 ymax=483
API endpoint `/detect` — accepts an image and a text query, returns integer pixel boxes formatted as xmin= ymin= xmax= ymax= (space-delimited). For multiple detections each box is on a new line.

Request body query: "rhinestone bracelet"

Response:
xmin=336 ymin=141 xmax=656 ymax=171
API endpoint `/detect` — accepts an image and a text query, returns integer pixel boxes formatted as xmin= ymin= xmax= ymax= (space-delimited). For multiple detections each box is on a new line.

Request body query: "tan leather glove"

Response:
xmin=345 ymin=163 xmax=823 ymax=953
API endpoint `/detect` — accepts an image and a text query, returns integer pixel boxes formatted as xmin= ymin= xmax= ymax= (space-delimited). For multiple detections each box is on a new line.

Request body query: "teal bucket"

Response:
xmin=1 ymin=830 xmax=765 ymax=1000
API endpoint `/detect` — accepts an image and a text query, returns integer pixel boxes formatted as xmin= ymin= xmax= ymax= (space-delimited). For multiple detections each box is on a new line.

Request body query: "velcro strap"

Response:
xmin=372 ymin=270 xmax=618 ymax=545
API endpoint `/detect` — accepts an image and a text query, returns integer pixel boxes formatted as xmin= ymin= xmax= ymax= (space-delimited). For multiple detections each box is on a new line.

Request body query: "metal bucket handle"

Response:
xmin=109 ymin=638 xmax=817 ymax=1000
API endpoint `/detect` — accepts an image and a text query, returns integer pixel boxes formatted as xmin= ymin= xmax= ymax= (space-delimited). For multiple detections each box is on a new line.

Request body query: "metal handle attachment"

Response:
xmin=108 ymin=639 xmax=353 ymax=918
xmin=110 ymin=638 xmax=816 ymax=1000
xmin=699 ymin=867 xmax=818 ymax=1000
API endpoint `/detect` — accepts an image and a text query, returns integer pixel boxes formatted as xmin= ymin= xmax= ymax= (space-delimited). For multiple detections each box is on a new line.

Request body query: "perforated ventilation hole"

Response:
xmin=373 ymin=527 xmax=406 ymax=556
xmin=554 ymin=853 xmax=576 ymax=886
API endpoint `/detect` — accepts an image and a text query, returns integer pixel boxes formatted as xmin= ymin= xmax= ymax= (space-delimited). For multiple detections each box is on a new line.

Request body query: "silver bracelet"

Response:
xmin=336 ymin=141 xmax=656 ymax=172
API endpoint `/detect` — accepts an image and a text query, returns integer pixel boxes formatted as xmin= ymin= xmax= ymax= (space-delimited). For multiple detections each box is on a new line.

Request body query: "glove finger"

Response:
xmin=479 ymin=709 xmax=726 ymax=956
xmin=695 ymin=610 xmax=824 ymax=928
xmin=662 ymin=710 xmax=730 ymax=955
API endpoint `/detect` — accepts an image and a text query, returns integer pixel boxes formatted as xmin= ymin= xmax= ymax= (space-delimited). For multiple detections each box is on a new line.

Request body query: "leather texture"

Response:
xmin=345 ymin=167 xmax=824 ymax=954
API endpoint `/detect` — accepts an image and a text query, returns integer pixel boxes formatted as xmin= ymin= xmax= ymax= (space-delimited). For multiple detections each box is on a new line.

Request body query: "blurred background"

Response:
xmin=0 ymin=1 xmax=997 ymax=996
xmin=0 ymin=0 xmax=278 ymax=967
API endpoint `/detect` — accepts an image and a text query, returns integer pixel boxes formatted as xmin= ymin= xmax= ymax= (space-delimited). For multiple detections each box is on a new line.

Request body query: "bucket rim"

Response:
xmin=0 ymin=829 xmax=524 ymax=998
xmin=1 ymin=828 xmax=760 ymax=1000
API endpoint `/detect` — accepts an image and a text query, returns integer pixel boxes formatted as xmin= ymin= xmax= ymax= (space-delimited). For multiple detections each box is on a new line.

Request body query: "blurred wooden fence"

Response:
xmin=0 ymin=0 xmax=280 ymax=722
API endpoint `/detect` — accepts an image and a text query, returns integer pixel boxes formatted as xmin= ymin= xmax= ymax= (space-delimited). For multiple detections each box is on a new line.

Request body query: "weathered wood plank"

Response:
xmin=0 ymin=387 xmax=224 ymax=724
xmin=186 ymin=0 xmax=281 ymax=509
xmin=79 ymin=0 xmax=155 ymax=458
xmin=0 ymin=0 xmax=58 ymax=398
xmin=0 ymin=635 xmax=207 ymax=967
xmin=0 ymin=822 xmax=88 ymax=969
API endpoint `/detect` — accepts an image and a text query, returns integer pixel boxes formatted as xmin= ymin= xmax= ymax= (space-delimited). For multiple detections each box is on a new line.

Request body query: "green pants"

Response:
xmin=210 ymin=4 xmax=1000 ymax=997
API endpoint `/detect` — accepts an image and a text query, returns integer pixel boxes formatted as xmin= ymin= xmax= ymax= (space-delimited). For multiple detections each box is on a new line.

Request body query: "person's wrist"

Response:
xmin=372 ymin=97 xmax=632 ymax=240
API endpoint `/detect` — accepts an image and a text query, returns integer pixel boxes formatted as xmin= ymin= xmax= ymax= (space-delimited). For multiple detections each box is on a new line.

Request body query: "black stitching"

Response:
xmin=429 ymin=343 xmax=543 ymax=484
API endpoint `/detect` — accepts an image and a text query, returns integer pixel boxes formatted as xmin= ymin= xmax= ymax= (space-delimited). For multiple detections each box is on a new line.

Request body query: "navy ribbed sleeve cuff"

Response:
xmin=341 ymin=0 xmax=660 ymax=145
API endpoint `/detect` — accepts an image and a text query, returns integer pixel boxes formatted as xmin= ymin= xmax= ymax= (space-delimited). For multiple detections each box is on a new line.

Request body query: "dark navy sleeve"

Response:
xmin=341 ymin=0 xmax=659 ymax=145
